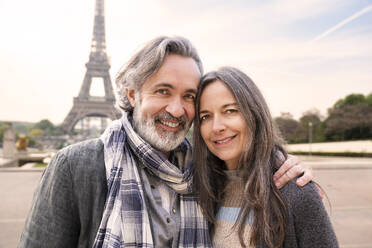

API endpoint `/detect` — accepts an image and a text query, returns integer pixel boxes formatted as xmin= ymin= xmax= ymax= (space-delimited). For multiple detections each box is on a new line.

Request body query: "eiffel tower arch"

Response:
xmin=61 ymin=0 xmax=121 ymax=134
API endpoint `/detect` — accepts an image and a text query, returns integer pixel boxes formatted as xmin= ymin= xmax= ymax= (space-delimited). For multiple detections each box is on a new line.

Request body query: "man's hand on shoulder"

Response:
xmin=273 ymin=154 xmax=313 ymax=189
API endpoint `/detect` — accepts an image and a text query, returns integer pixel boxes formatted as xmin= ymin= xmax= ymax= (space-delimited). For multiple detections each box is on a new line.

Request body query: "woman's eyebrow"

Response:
xmin=222 ymin=103 xmax=238 ymax=108
xmin=199 ymin=103 xmax=237 ymax=114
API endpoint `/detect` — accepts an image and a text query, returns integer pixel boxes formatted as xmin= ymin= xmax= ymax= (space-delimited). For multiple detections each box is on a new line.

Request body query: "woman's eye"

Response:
xmin=200 ymin=115 xmax=209 ymax=121
xmin=226 ymin=109 xmax=238 ymax=114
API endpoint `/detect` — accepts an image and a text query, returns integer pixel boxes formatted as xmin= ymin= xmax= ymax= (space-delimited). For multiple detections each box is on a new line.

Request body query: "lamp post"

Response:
xmin=308 ymin=121 xmax=313 ymax=157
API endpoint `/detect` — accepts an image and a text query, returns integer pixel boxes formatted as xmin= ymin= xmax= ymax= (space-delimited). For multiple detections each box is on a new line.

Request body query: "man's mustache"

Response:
xmin=154 ymin=112 xmax=188 ymax=128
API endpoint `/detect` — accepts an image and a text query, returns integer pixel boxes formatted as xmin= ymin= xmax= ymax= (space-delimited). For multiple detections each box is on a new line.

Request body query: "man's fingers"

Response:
xmin=296 ymin=165 xmax=313 ymax=186
xmin=274 ymin=154 xmax=315 ymax=189
xmin=297 ymin=168 xmax=323 ymax=199
xmin=275 ymin=162 xmax=304 ymax=189
xmin=273 ymin=154 xmax=299 ymax=181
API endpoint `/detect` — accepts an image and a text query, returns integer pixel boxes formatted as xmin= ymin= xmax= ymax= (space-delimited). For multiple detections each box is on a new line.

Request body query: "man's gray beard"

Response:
xmin=132 ymin=102 xmax=189 ymax=152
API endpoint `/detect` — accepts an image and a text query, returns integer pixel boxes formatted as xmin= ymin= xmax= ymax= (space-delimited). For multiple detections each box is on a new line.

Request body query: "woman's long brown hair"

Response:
xmin=193 ymin=67 xmax=288 ymax=248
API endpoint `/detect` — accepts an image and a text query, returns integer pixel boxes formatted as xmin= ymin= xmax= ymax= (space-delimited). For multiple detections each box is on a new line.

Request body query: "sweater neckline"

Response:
xmin=224 ymin=169 xmax=240 ymax=180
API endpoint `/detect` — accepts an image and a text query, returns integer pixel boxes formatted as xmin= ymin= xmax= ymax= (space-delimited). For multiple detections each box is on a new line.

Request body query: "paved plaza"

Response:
xmin=0 ymin=156 xmax=372 ymax=248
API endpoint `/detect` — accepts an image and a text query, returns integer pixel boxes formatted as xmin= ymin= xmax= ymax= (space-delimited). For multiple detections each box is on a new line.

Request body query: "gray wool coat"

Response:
xmin=18 ymin=138 xmax=338 ymax=248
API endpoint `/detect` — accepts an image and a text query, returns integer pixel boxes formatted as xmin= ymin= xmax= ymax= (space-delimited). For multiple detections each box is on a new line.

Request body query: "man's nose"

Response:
xmin=165 ymin=97 xmax=186 ymax=118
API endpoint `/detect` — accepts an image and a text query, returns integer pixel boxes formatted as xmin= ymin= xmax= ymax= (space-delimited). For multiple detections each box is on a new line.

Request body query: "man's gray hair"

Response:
xmin=115 ymin=36 xmax=203 ymax=112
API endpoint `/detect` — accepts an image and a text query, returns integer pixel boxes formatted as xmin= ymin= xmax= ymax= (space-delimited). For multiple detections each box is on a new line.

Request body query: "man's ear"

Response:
xmin=126 ymin=88 xmax=136 ymax=107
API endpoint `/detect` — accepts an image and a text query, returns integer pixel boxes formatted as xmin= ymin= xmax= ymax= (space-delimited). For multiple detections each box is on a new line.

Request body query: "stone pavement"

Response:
xmin=298 ymin=156 xmax=372 ymax=248
xmin=0 ymin=156 xmax=371 ymax=247
xmin=0 ymin=169 xmax=43 ymax=248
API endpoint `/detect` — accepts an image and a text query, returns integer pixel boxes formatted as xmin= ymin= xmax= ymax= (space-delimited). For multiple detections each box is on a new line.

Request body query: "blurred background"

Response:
xmin=0 ymin=0 xmax=371 ymax=247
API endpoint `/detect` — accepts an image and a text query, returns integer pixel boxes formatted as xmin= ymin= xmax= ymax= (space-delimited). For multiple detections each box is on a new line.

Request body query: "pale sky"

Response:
xmin=0 ymin=0 xmax=371 ymax=124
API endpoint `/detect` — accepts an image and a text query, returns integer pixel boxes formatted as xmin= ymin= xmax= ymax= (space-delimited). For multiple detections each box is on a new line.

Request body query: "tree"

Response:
xmin=366 ymin=93 xmax=372 ymax=106
xmin=299 ymin=109 xmax=325 ymax=143
xmin=274 ymin=113 xmax=302 ymax=143
xmin=29 ymin=129 xmax=44 ymax=137
xmin=333 ymin=93 xmax=365 ymax=108
xmin=33 ymin=119 xmax=55 ymax=135
xmin=325 ymin=93 xmax=372 ymax=141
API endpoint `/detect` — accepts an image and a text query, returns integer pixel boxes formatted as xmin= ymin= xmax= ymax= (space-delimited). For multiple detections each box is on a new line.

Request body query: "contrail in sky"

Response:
xmin=310 ymin=4 xmax=372 ymax=42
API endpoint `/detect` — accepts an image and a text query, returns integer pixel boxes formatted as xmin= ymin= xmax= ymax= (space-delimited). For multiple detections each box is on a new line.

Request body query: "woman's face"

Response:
xmin=199 ymin=80 xmax=249 ymax=170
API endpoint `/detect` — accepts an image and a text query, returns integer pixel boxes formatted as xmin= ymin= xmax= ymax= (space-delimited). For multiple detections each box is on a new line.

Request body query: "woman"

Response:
xmin=193 ymin=67 xmax=338 ymax=248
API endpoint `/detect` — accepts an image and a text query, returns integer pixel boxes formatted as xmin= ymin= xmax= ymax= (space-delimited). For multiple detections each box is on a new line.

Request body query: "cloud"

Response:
xmin=261 ymin=0 xmax=348 ymax=21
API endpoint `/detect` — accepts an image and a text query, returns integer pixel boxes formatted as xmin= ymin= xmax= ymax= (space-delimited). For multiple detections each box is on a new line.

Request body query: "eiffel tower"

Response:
xmin=61 ymin=0 xmax=121 ymax=133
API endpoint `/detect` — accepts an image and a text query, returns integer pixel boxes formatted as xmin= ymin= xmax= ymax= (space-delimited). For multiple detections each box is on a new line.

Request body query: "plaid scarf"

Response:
xmin=93 ymin=113 xmax=211 ymax=248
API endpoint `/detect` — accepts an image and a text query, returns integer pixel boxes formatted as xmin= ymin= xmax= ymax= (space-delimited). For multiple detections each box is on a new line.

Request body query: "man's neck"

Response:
xmin=162 ymin=151 xmax=171 ymax=158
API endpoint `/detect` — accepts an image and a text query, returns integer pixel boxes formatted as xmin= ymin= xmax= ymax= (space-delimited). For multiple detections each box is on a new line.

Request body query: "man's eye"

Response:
xmin=184 ymin=94 xmax=195 ymax=101
xmin=156 ymin=89 xmax=169 ymax=95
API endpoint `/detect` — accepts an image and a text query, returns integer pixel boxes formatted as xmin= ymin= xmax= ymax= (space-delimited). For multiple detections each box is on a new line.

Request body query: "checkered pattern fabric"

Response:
xmin=92 ymin=113 xmax=211 ymax=248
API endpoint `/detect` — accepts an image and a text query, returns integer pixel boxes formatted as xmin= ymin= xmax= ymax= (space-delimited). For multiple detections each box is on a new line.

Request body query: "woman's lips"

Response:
xmin=213 ymin=135 xmax=236 ymax=145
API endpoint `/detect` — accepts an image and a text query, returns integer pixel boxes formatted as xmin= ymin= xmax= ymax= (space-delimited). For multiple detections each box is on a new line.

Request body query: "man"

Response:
xmin=19 ymin=36 xmax=313 ymax=248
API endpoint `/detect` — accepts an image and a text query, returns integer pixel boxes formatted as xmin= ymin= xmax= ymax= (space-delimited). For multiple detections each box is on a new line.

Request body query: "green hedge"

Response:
xmin=33 ymin=163 xmax=47 ymax=168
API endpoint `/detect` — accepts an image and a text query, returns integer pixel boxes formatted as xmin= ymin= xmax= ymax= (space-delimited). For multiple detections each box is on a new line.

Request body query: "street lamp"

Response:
xmin=308 ymin=121 xmax=313 ymax=157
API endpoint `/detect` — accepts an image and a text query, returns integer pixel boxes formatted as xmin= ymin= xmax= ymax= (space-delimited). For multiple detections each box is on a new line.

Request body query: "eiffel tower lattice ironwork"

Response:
xmin=61 ymin=0 xmax=121 ymax=133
